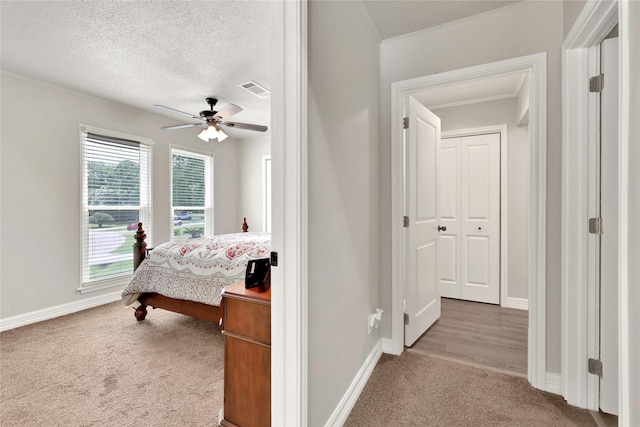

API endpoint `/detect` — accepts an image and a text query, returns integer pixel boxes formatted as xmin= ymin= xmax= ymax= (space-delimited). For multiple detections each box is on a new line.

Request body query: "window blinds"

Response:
xmin=171 ymin=148 xmax=213 ymax=241
xmin=81 ymin=129 xmax=152 ymax=286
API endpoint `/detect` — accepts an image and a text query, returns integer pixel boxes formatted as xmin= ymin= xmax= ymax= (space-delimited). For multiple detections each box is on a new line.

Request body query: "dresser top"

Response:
xmin=223 ymin=281 xmax=271 ymax=304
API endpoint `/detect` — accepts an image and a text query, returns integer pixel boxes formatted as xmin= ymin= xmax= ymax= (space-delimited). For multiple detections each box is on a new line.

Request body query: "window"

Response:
xmin=81 ymin=125 xmax=153 ymax=289
xmin=263 ymin=155 xmax=271 ymax=233
xmin=171 ymin=147 xmax=214 ymax=240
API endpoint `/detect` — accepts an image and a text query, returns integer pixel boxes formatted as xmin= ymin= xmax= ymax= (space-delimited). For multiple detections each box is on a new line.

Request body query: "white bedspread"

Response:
xmin=121 ymin=232 xmax=271 ymax=306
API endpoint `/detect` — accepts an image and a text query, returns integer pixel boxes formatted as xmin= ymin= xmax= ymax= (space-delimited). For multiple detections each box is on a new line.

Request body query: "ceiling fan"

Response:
xmin=154 ymin=97 xmax=268 ymax=142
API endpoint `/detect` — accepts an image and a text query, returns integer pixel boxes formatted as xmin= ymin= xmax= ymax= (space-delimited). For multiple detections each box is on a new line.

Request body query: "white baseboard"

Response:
xmin=545 ymin=372 xmax=562 ymax=395
xmin=325 ymin=339 xmax=383 ymax=426
xmin=381 ymin=337 xmax=396 ymax=354
xmin=0 ymin=291 xmax=122 ymax=332
xmin=506 ymin=297 xmax=529 ymax=311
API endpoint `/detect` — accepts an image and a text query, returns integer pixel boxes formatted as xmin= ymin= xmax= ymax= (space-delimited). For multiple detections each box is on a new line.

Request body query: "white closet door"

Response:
xmin=439 ymin=133 xmax=500 ymax=304
xmin=438 ymin=138 xmax=461 ymax=298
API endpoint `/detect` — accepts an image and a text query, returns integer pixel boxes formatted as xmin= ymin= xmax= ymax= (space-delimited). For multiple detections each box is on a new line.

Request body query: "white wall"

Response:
xmin=0 ymin=72 xmax=240 ymax=319
xmin=432 ymin=97 xmax=529 ymax=300
xmin=307 ymin=0 xmax=380 ymax=424
xmin=237 ymin=135 xmax=270 ymax=232
xmin=379 ymin=0 xmax=564 ymax=373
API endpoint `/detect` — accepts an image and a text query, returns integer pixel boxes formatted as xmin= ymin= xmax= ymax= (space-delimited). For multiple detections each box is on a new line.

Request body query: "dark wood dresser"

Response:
xmin=220 ymin=282 xmax=271 ymax=427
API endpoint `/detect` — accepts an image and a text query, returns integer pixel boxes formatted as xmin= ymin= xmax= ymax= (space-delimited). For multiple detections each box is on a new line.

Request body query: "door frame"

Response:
xmin=271 ymin=1 xmax=308 ymax=425
xmin=441 ymin=125 xmax=513 ymax=309
xmin=389 ymin=52 xmax=548 ymax=390
xmin=561 ymin=0 xmax=628 ymax=416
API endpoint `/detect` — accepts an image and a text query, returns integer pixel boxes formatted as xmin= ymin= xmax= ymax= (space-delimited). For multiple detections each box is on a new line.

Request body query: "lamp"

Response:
xmin=197 ymin=123 xmax=228 ymax=142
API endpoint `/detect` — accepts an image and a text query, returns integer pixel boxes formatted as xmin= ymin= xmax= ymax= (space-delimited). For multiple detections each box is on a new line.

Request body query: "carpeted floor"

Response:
xmin=2 ymin=302 xmax=598 ymax=427
xmin=1 ymin=302 xmax=223 ymax=426
xmin=345 ymin=351 xmax=596 ymax=427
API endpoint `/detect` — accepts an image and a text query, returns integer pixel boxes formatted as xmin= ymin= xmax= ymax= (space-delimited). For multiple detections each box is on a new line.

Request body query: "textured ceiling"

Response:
xmin=363 ymin=0 xmax=521 ymax=40
xmin=1 ymin=0 xmax=272 ymax=139
xmin=2 ymin=1 xmax=525 ymax=138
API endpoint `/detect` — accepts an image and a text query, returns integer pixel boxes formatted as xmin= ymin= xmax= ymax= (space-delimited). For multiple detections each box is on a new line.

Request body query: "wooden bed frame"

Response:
xmin=131 ymin=218 xmax=249 ymax=322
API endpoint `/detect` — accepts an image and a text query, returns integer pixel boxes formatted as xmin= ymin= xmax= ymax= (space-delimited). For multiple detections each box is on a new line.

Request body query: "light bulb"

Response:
xmin=197 ymin=123 xmax=228 ymax=142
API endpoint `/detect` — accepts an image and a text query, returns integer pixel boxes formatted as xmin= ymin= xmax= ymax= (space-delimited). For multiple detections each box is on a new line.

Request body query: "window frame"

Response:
xmin=170 ymin=145 xmax=214 ymax=241
xmin=79 ymin=124 xmax=154 ymax=293
xmin=263 ymin=154 xmax=272 ymax=233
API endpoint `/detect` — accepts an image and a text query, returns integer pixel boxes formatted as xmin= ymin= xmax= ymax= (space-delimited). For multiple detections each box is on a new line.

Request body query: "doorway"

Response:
xmin=405 ymin=86 xmax=530 ymax=374
xmin=561 ymin=0 xmax=620 ymax=415
xmin=390 ymin=52 xmax=548 ymax=390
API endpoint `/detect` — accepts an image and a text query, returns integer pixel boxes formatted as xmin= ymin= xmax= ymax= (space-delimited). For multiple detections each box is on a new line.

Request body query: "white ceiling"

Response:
xmin=413 ymin=72 xmax=528 ymax=110
xmin=363 ymin=0 xmax=521 ymax=40
xmin=1 ymin=1 xmax=525 ymax=139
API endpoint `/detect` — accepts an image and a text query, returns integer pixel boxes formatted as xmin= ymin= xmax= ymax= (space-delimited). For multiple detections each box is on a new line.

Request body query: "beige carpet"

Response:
xmin=3 ymin=303 xmax=597 ymax=427
xmin=345 ymin=351 xmax=596 ymax=427
xmin=1 ymin=302 xmax=223 ymax=426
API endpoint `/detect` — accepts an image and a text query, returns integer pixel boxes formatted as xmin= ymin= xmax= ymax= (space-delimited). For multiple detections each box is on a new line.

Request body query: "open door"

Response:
xmin=599 ymin=35 xmax=619 ymax=417
xmin=404 ymin=96 xmax=441 ymax=347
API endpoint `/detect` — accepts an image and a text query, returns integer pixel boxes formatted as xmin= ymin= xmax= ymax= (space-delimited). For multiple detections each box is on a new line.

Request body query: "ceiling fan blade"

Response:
xmin=220 ymin=121 xmax=268 ymax=132
xmin=213 ymin=104 xmax=243 ymax=122
xmin=154 ymin=104 xmax=203 ymax=121
xmin=162 ymin=123 xmax=203 ymax=130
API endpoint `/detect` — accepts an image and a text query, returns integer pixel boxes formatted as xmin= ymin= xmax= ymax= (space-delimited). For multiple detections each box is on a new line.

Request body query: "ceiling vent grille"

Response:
xmin=239 ymin=81 xmax=271 ymax=99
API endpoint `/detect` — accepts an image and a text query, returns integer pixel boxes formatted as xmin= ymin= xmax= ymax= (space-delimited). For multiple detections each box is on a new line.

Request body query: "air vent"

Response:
xmin=239 ymin=81 xmax=271 ymax=99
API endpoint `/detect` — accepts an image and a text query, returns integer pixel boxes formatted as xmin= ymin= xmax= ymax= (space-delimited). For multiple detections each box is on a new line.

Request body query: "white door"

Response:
xmin=404 ymin=96 xmax=441 ymax=347
xmin=438 ymin=134 xmax=501 ymax=304
xmin=438 ymin=138 xmax=461 ymax=297
xmin=599 ymin=36 xmax=618 ymax=416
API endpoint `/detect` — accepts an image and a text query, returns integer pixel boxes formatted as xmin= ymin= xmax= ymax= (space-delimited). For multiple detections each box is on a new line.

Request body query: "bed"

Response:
xmin=122 ymin=219 xmax=270 ymax=322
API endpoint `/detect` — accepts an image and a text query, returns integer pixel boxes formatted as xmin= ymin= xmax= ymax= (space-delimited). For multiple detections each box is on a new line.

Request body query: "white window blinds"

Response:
xmin=171 ymin=148 xmax=213 ymax=241
xmin=81 ymin=126 xmax=153 ymax=287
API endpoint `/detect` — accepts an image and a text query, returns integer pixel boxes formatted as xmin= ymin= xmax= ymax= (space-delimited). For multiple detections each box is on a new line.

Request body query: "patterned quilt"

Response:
xmin=121 ymin=232 xmax=271 ymax=306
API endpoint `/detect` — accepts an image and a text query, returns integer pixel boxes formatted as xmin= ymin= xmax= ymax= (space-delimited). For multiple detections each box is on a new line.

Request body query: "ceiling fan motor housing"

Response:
xmin=200 ymin=97 xmax=218 ymax=119
xmin=200 ymin=110 xmax=216 ymax=119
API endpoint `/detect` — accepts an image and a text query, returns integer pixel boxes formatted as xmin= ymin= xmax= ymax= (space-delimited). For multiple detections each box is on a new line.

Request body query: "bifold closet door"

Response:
xmin=438 ymin=133 xmax=500 ymax=304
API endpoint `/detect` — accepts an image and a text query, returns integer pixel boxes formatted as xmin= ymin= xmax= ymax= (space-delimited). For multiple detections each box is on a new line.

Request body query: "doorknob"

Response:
xmin=438 ymin=225 xmax=447 ymax=232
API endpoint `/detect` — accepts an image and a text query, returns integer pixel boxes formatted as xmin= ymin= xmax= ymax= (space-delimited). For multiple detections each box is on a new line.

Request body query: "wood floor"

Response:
xmin=409 ymin=298 xmax=528 ymax=375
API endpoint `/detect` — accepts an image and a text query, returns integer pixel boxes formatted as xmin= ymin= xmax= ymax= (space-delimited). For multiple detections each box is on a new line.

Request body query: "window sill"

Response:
xmin=78 ymin=276 xmax=131 ymax=294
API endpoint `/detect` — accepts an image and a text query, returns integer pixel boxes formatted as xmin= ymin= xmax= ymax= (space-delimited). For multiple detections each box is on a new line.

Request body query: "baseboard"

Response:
xmin=506 ymin=297 xmax=529 ymax=311
xmin=382 ymin=337 xmax=395 ymax=354
xmin=325 ymin=339 xmax=383 ymax=426
xmin=0 ymin=291 xmax=122 ymax=332
xmin=545 ymin=372 xmax=562 ymax=395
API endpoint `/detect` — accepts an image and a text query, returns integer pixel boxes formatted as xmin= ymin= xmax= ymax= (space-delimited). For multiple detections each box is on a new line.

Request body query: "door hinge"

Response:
xmin=403 ymin=117 xmax=409 ymax=129
xmin=403 ymin=216 xmax=410 ymax=227
xmin=270 ymin=251 xmax=278 ymax=267
xmin=589 ymin=74 xmax=604 ymax=92
xmin=589 ymin=217 xmax=603 ymax=235
xmin=404 ymin=313 xmax=410 ymax=325
xmin=588 ymin=358 xmax=603 ymax=377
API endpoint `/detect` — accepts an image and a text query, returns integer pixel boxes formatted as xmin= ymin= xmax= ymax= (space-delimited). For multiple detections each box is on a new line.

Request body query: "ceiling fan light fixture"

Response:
xmin=197 ymin=123 xmax=228 ymax=142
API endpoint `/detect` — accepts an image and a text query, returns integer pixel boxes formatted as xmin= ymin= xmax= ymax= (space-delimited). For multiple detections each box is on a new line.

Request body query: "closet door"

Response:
xmin=439 ymin=133 xmax=500 ymax=304
xmin=438 ymin=138 xmax=461 ymax=298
